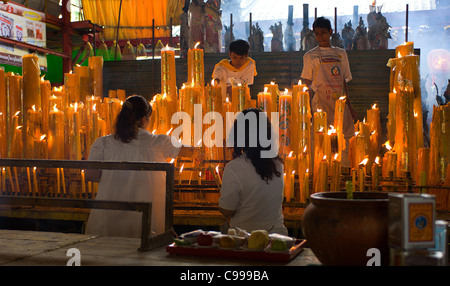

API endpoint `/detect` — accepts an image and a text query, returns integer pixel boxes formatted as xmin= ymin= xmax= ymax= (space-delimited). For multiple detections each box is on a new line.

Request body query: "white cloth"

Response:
xmin=219 ymin=154 xmax=288 ymax=235
xmin=212 ymin=60 xmax=256 ymax=99
xmin=301 ymin=46 xmax=354 ymax=167
xmin=85 ymin=129 xmax=180 ymax=238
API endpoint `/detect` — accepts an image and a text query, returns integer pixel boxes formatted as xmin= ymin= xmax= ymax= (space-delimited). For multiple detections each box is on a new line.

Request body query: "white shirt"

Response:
xmin=212 ymin=60 xmax=256 ymax=99
xmin=85 ymin=129 xmax=180 ymax=238
xmin=301 ymin=46 xmax=352 ymax=93
xmin=219 ymin=154 xmax=288 ymax=235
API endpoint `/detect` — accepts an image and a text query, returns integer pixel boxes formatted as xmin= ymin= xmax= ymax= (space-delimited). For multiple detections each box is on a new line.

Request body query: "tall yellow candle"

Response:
xmin=40 ymin=78 xmax=51 ymax=135
xmin=257 ymin=87 xmax=272 ymax=121
xmin=388 ymin=89 xmax=397 ymax=144
xmin=279 ymin=90 xmax=293 ymax=158
xmin=298 ymin=87 xmax=311 ymax=159
xmin=64 ymin=71 xmax=81 ymax=104
xmin=284 ymin=152 xmax=295 ymax=202
xmin=48 ymin=105 xmax=65 ymax=159
xmin=298 ymin=147 xmax=310 ymax=203
xmin=358 ymin=158 xmax=368 ymax=192
xmin=313 ymin=130 xmax=326 ymax=192
xmin=74 ymin=64 xmax=91 ymax=103
xmin=334 ymin=96 xmax=346 ymax=161
xmin=161 ymin=45 xmax=177 ymax=101
xmin=89 ymin=56 xmax=104 ymax=98
xmin=231 ymin=83 xmax=249 ymax=112
xmin=372 ymin=156 xmax=381 ymax=190
xmin=26 ymin=105 xmax=41 ymax=158
xmin=187 ymin=42 xmax=205 ymax=89
xmin=264 ymin=82 xmax=279 ymax=114
xmin=317 ymin=155 xmax=328 ymax=193
xmin=330 ymin=154 xmax=341 ymax=192
xmin=22 ymin=54 xmax=41 ymax=110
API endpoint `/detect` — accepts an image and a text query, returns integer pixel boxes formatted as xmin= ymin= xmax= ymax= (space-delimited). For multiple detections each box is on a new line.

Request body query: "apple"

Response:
xmin=247 ymin=230 xmax=269 ymax=250
xmin=197 ymin=232 xmax=214 ymax=246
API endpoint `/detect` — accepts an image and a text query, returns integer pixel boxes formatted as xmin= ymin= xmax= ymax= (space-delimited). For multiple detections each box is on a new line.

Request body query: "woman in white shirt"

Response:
xmin=219 ymin=109 xmax=288 ymax=235
xmin=85 ymin=95 xmax=202 ymax=238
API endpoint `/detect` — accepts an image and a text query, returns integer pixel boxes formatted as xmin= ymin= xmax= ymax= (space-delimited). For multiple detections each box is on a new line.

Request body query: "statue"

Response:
xmin=331 ymin=32 xmax=343 ymax=48
xmin=204 ymin=0 xmax=222 ymax=53
xmin=341 ymin=20 xmax=355 ymax=50
xmin=353 ymin=17 xmax=369 ymax=50
xmin=284 ymin=5 xmax=296 ymax=52
xmin=180 ymin=0 xmax=190 ymax=58
xmin=248 ymin=22 xmax=264 ymax=52
xmin=367 ymin=6 xmax=391 ymax=49
xmin=270 ymin=22 xmax=283 ymax=52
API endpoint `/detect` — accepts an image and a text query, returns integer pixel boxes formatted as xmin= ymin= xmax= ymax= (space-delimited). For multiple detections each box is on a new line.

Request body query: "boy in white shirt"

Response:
xmin=212 ymin=40 xmax=257 ymax=99
xmin=301 ymin=17 xmax=357 ymax=168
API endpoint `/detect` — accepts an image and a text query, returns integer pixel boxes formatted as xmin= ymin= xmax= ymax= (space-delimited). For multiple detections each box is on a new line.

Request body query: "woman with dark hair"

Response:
xmin=219 ymin=108 xmax=288 ymax=235
xmin=85 ymin=95 xmax=202 ymax=238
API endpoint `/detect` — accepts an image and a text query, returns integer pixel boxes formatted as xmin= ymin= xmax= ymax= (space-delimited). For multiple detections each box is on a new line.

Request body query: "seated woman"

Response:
xmin=219 ymin=108 xmax=288 ymax=235
xmin=85 ymin=95 xmax=202 ymax=238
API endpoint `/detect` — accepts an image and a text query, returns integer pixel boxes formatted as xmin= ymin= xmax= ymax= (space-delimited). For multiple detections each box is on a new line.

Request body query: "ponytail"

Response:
xmin=114 ymin=95 xmax=152 ymax=143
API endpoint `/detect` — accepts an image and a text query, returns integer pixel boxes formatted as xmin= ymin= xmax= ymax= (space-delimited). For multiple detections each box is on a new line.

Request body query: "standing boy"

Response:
xmin=301 ymin=17 xmax=357 ymax=167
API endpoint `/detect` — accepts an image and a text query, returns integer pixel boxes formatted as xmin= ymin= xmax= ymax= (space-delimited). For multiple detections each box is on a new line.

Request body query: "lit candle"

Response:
xmin=416 ymin=147 xmax=429 ymax=185
xmin=298 ymin=146 xmax=310 ymax=203
xmin=304 ymin=169 xmax=310 ymax=201
xmin=313 ymin=127 xmax=326 ymax=193
xmin=383 ymin=141 xmax=397 ymax=178
xmin=334 ymin=96 xmax=346 ymax=160
xmin=279 ymin=89 xmax=293 ymax=158
xmin=178 ymin=164 xmax=184 ymax=185
xmin=371 ymin=156 xmax=381 ymax=190
xmin=22 ymin=53 xmax=42 ymax=110
xmin=264 ymin=81 xmax=279 ymax=114
xmin=26 ymin=105 xmax=41 ymax=158
xmin=88 ymin=103 xmax=99 ymax=157
xmin=33 ymin=167 xmax=38 ymax=196
xmin=81 ymin=169 xmax=86 ymax=195
xmin=27 ymin=167 xmax=32 ymax=195
xmin=330 ymin=153 xmax=341 ymax=192
xmin=358 ymin=158 xmax=369 ymax=192
xmin=395 ymin=41 xmax=414 ymax=58
xmin=231 ymin=82 xmax=249 ymax=112
xmin=74 ymin=64 xmax=91 ymax=103
xmin=88 ymin=56 xmax=104 ymax=98
xmin=317 ymin=155 xmax=328 ymax=193
xmin=48 ymin=105 xmax=65 ymax=159
xmin=284 ymin=151 xmax=295 ymax=202
xmin=187 ymin=42 xmax=205 ymax=89
xmin=388 ymin=88 xmax=397 ymax=144
xmin=64 ymin=70 xmax=80 ymax=104
xmin=215 ymin=165 xmax=222 ymax=187
xmin=257 ymin=87 xmax=272 ymax=121
xmin=161 ymin=45 xmax=177 ymax=101
xmin=298 ymin=87 xmax=311 ymax=160
xmin=40 ymin=76 xmax=51 ymax=135
xmin=70 ymin=102 xmax=82 ymax=160
xmin=1 ymin=168 xmax=5 ymax=194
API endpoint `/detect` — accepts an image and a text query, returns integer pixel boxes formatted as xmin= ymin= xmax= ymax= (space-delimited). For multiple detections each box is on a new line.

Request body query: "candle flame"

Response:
xmin=339 ymin=96 xmax=346 ymax=100
xmin=323 ymin=155 xmax=327 ymax=160
xmin=33 ymin=167 xmax=36 ymax=171
xmin=52 ymin=105 xmax=59 ymax=112
xmin=303 ymin=146 xmax=307 ymax=153
xmin=318 ymin=126 xmax=324 ymax=132
xmin=306 ymin=168 xmax=309 ymax=173
xmin=372 ymin=103 xmax=377 ymax=109
xmin=31 ymin=105 xmax=36 ymax=112
xmin=359 ymin=158 xmax=369 ymax=166
xmin=371 ymin=130 xmax=376 ymax=135
xmin=194 ymin=42 xmax=201 ymax=49
xmin=288 ymin=151 xmax=294 ymax=157
xmin=303 ymin=86 xmax=308 ymax=92
xmin=93 ymin=104 xmax=97 ymax=112
xmin=384 ymin=140 xmax=392 ymax=150
xmin=397 ymin=52 xmax=401 ymax=58
xmin=152 ymin=129 xmax=156 ymax=134
xmin=81 ymin=169 xmax=85 ymax=174
xmin=375 ymin=156 xmax=380 ymax=164
xmin=284 ymin=88 xmax=289 ymax=95
xmin=199 ymin=171 xmax=202 ymax=176
xmin=14 ymin=111 xmax=20 ymax=116
xmin=226 ymin=97 xmax=230 ymax=103
xmin=292 ymin=170 xmax=295 ymax=175
xmin=197 ymin=139 xmax=202 ymax=146
xmin=264 ymin=87 xmax=268 ymax=93
xmin=16 ymin=125 xmax=22 ymax=130
xmin=53 ymin=86 xmax=64 ymax=92
xmin=40 ymin=75 xmax=45 ymax=81
xmin=40 ymin=134 xmax=46 ymax=141
xmin=215 ymin=165 xmax=220 ymax=174
xmin=166 ymin=127 xmax=173 ymax=135
xmin=211 ymin=79 xmax=215 ymax=86
xmin=181 ymin=83 xmax=186 ymax=89
xmin=334 ymin=153 xmax=339 ymax=160
xmin=414 ymin=110 xmax=418 ymax=117
xmin=179 ymin=164 xmax=184 ymax=173
xmin=170 ymin=158 xmax=175 ymax=163
xmin=393 ymin=87 xmax=397 ymax=93
xmin=298 ymin=79 xmax=302 ymax=85
xmin=316 ymin=108 xmax=322 ymax=113
xmin=69 ymin=70 xmax=73 ymax=74
xmin=328 ymin=125 xmax=336 ymax=134
xmin=74 ymin=102 xmax=78 ymax=112
xmin=270 ymin=81 xmax=275 ymax=85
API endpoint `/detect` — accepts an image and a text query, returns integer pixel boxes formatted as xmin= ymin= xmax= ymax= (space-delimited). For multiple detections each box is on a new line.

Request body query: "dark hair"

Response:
xmin=231 ymin=108 xmax=283 ymax=183
xmin=114 ymin=95 xmax=152 ymax=143
xmin=313 ymin=16 xmax=332 ymax=31
xmin=229 ymin=40 xmax=250 ymax=56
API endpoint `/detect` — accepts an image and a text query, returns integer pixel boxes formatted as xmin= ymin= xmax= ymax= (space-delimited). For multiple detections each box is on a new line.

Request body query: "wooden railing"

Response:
xmin=0 ymin=159 xmax=175 ymax=251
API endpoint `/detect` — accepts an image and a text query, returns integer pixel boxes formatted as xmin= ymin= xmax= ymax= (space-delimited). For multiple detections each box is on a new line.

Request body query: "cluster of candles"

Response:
xmin=0 ymin=54 xmax=126 ymax=197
